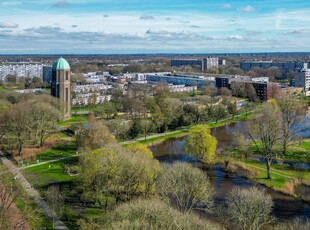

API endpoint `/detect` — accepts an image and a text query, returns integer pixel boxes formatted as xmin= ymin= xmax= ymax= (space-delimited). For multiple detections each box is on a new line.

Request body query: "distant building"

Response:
xmin=240 ymin=60 xmax=309 ymax=73
xmin=295 ymin=69 xmax=310 ymax=96
xmin=51 ymin=58 xmax=71 ymax=119
xmin=0 ymin=64 xmax=44 ymax=81
xmin=203 ymin=57 xmax=219 ymax=70
xmin=215 ymin=75 xmax=277 ymax=101
xmin=43 ymin=66 xmax=52 ymax=83
xmin=146 ymin=74 xmax=215 ymax=87
xmin=171 ymin=57 xmax=220 ymax=71
xmin=72 ymin=84 xmax=113 ymax=106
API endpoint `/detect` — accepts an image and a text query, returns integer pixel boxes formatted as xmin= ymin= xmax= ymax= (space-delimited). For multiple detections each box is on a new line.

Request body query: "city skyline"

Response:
xmin=0 ymin=0 xmax=310 ymax=54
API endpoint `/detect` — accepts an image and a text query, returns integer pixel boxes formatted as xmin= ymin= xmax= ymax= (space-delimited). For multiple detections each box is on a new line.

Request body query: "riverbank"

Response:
xmin=138 ymin=112 xmax=253 ymax=147
xmin=225 ymin=159 xmax=310 ymax=202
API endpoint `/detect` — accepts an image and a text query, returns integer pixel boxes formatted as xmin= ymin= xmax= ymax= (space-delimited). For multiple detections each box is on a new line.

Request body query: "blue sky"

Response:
xmin=0 ymin=0 xmax=310 ymax=54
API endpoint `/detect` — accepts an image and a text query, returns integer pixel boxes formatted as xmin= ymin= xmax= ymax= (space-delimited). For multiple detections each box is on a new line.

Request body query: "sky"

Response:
xmin=0 ymin=0 xmax=310 ymax=54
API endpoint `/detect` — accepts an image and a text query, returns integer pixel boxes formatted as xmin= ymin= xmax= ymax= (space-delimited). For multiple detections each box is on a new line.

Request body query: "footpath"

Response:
xmin=0 ymin=155 xmax=68 ymax=230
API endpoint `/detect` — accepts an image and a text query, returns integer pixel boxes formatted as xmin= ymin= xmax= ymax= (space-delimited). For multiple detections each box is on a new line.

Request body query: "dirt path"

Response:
xmin=0 ymin=155 xmax=68 ymax=230
xmin=239 ymin=161 xmax=295 ymax=179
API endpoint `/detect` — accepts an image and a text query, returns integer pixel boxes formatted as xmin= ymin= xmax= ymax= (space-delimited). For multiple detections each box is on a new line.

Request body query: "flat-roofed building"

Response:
xmin=295 ymin=69 xmax=310 ymax=96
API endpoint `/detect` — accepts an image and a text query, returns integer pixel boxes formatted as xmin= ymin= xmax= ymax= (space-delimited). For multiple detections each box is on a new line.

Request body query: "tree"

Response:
xmin=5 ymin=75 xmax=17 ymax=84
xmin=209 ymin=104 xmax=227 ymax=123
xmin=182 ymin=104 xmax=202 ymax=125
xmin=128 ymin=119 xmax=141 ymax=139
xmin=224 ymin=187 xmax=274 ymax=230
xmin=276 ymin=94 xmax=307 ymax=155
xmin=101 ymin=199 xmax=221 ymax=230
xmin=185 ymin=124 xmax=217 ymax=162
xmin=245 ymin=102 xmax=283 ymax=179
xmin=79 ymin=116 xmax=116 ymax=150
xmin=157 ymin=162 xmax=213 ymax=213
xmin=125 ymin=142 xmax=153 ymax=157
xmin=31 ymin=101 xmax=61 ymax=146
xmin=202 ymin=85 xmax=218 ymax=100
xmin=98 ymin=102 xmax=117 ymax=119
xmin=246 ymin=84 xmax=258 ymax=102
xmin=139 ymin=119 xmax=154 ymax=141
xmin=80 ymin=144 xmax=160 ymax=206
xmin=45 ymin=185 xmax=63 ymax=230
xmin=2 ymin=102 xmax=33 ymax=156
xmin=231 ymin=82 xmax=247 ymax=98
xmin=227 ymin=101 xmax=238 ymax=118
xmin=218 ymin=87 xmax=232 ymax=97
xmin=123 ymin=63 xmax=144 ymax=73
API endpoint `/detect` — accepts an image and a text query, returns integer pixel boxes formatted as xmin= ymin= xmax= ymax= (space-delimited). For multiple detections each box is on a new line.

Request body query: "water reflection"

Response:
xmin=150 ymin=115 xmax=310 ymax=220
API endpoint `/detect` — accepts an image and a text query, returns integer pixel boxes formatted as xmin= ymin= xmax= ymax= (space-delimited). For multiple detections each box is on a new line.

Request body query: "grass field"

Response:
xmin=235 ymin=160 xmax=310 ymax=188
xmin=57 ymin=114 xmax=89 ymax=127
xmin=24 ymin=157 xmax=79 ymax=188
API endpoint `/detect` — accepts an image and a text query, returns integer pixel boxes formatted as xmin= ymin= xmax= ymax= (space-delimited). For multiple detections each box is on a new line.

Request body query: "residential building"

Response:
xmin=171 ymin=57 xmax=221 ymax=71
xmin=0 ymin=64 xmax=44 ymax=81
xmin=215 ymin=75 xmax=277 ymax=101
xmin=43 ymin=66 xmax=52 ymax=83
xmin=146 ymin=74 xmax=215 ymax=87
xmin=240 ymin=60 xmax=309 ymax=72
xmin=295 ymin=69 xmax=310 ymax=96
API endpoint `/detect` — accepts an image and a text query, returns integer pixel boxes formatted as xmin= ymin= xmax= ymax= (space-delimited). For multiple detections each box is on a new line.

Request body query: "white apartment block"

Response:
xmin=203 ymin=57 xmax=219 ymax=70
xmin=72 ymin=84 xmax=113 ymax=106
xmin=0 ymin=64 xmax=44 ymax=81
xmin=295 ymin=69 xmax=310 ymax=96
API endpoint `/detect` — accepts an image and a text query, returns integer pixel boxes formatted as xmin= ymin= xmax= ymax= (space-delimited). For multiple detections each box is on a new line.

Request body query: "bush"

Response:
xmin=105 ymin=199 xmax=221 ymax=230
xmin=157 ymin=162 xmax=213 ymax=213
xmin=224 ymin=187 xmax=275 ymax=230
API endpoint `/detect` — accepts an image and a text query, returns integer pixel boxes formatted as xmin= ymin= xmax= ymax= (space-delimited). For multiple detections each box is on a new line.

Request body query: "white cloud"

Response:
xmin=52 ymin=1 xmax=70 ymax=8
xmin=222 ymin=4 xmax=231 ymax=9
xmin=140 ymin=15 xmax=155 ymax=20
xmin=238 ymin=6 xmax=254 ymax=13
xmin=0 ymin=21 xmax=19 ymax=28
xmin=227 ymin=35 xmax=244 ymax=40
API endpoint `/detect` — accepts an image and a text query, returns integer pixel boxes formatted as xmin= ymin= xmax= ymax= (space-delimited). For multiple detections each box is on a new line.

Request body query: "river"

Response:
xmin=149 ymin=118 xmax=310 ymax=221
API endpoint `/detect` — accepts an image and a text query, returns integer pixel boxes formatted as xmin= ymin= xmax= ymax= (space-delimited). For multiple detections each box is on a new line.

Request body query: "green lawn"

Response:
xmin=21 ymin=142 xmax=77 ymax=166
xmin=24 ymin=158 xmax=79 ymax=188
xmin=238 ymin=160 xmax=310 ymax=188
xmin=57 ymin=114 xmax=89 ymax=127
xmin=139 ymin=130 xmax=188 ymax=145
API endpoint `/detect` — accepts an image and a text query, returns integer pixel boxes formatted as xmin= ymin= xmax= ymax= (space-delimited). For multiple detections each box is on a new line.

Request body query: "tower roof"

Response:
xmin=52 ymin=57 xmax=70 ymax=70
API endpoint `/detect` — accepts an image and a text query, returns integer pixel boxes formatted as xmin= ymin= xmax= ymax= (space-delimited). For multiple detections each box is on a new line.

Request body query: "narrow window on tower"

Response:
xmin=66 ymin=71 xmax=69 ymax=81
xmin=66 ymin=87 xmax=69 ymax=102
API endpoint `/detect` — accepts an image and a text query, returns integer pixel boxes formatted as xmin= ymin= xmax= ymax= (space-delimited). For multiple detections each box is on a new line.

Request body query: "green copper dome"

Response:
xmin=52 ymin=57 xmax=70 ymax=70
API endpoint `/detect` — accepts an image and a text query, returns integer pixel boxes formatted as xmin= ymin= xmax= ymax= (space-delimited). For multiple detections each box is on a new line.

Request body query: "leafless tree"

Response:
xmin=157 ymin=162 xmax=213 ymax=213
xmin=224 ymin=187 xmax=275 ymax=230
xmin=245 ymin=103 xmax=283 ymax=179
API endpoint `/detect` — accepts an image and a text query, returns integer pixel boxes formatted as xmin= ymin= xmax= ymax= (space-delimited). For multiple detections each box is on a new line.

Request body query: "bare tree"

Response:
xmin=276 ymin=94 xmax=307 ymax=155
xmin=224 ymin=187 xmax=275 ymax=230
xmin=157 ymin=162 xmax=213 ymax=213
xmin=45 ymin=185 xmax=63 ymax=230
xmin=245 ymin=103 xmax=283 ymax=179
xmin=2 ymin=102 xmax=32 ymax=156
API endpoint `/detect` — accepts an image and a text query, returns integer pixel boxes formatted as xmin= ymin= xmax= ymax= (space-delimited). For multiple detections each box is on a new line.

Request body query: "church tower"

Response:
xmin=51 ymin=57 xmax=71 ymax=119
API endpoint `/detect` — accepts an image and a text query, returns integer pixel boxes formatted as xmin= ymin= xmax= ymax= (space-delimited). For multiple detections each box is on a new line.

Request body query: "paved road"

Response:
xmin=0 ymin=155 xmax=68 ymax=230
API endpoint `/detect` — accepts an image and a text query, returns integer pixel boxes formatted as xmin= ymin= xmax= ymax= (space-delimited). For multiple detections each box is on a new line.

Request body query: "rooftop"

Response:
xmin=52 ymin=57 xmax=70 ymax=70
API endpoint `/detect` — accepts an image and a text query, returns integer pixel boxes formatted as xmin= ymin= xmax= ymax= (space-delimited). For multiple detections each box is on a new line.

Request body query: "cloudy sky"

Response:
xmin=0 ymin=0 xmax=310 ymax=54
